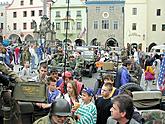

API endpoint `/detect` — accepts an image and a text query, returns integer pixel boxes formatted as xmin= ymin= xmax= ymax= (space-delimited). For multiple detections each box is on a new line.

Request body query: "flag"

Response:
xmin=78 ymin=27 xmax=86 ymax=38
xmin=157 ymin=53 xmax=165 ymax=91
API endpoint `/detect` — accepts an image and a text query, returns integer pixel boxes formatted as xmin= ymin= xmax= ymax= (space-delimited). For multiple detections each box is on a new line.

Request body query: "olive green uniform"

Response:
xmin=33 ymin=115 xmax=50 ymax=124
xmin=68 ymin=59 xmax=76 ymax=70
xmin=0 ymin=61 xmax=23 ymax=83
xmin=75 ymin=56 xmax=84 ymax=77
xmin=33 ymin=115 xmax=76 ymax=124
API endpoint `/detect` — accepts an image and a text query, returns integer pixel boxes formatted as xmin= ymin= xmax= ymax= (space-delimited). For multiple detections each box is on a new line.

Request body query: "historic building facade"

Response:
xmin=86 ymin=0 xmax=125 ymax=48
xmin=0 ymin=2 xmax=9 ymax=41
xmin=5 ymin=0 xmax=51 ymax=43
xmin=124 ymin=0 xmax=147 ymax=51
xmin=51 ymin=0 xmax=87 ymax=46
xmin=124 ymin=0 xmax=165 ymax=51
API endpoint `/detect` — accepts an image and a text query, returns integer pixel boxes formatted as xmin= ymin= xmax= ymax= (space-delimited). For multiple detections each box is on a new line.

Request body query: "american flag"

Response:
xmin=157 ymin=53 xmax=165 ymax=91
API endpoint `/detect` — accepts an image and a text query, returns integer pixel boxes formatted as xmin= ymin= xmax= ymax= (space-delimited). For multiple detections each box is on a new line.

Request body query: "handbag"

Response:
xmin=145 ymin=71 xmax=155 ymax=80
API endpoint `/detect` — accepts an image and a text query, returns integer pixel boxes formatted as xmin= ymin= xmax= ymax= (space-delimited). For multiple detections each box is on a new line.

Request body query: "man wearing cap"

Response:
xmin=33 ymin=98 xmax=76 ymax=124
xmin=74 ymin=87 xmax=97 ymax=124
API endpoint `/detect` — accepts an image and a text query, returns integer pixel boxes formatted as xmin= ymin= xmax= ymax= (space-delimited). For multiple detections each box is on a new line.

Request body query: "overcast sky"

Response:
xmin=1 ymin=0 xmax=13 ymax=4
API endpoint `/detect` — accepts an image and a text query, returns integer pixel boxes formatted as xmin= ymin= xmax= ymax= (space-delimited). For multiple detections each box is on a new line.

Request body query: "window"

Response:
xmin=122 ymin=7 xmax=124 ymax=13
xmin=162 ymin=24 xmax=165 ymax=31
xmin=94 ymin=20 xmax=98 ymax=29
xmin=13 ymin=12 xmax=17 ymax=18
xmin=132 ymin=23 xmax=136 ymax=30
xmin=96 ymin=7 xmax=100 ymax=13
xmin=152 ymin=24 xmax=156 ymax=31
xmin=109 ymin=6 xmax=114 ymax=13
xmin=102 ymin=20 xmax=109 ymax=29
xmin=1 ymin=23 xmax=3 ymax=29
xmin=23 ymin=11 xmax=27 ymax=17
xmin=23 ymin=23 xmax=27 ymax=30
xmin=39 ymin=10 xmax=42 ymax=16
xmin=30 ymin=0 xmax=33 ymax=5
xmin=20 ymin=0 xmax=24 ymax=5
xmin=31 ymin=10 xmax=35 ymax=16
xmin=66 ymin=11 xmax=71 ymax=17
xmin=132 ymin=8 xmax=137 ymax=15
xmin=56 ymin=11 xmax=60 ymax=17
xmin=113 ymin=21 xmax=119 ymax=30
xmin=1 ymin=12 xmax=3 ymax=16
xmin=77 ymin=22 xmax=81 ymax=30
xmin=13 ymin=23 xmax=17 ymax=30
xmin=56 ymin=23 xmax=60 ymax=30
xmin=157 ymin=9 xmax=161 ymax=16
xmin=64 ymin=22 xmax=70 ymax=29
xmin=76 ymin=11 xmax=81 ymax=17
xmin=31 ymin=22 xmax=34 ymax=29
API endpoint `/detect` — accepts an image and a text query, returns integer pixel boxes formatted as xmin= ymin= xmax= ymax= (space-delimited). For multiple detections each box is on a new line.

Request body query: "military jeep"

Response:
xmin=81 ymin=50 xmax=97 ymax=78
xmin=119 ymin=83 xmax=165 ymax=124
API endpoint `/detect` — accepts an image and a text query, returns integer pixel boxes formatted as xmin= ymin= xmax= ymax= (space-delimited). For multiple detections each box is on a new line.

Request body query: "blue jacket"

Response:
xmin=115 ymin=66 xmax=131 ymax=88
xmin=48 ymin=90 xmax=61 ymax=103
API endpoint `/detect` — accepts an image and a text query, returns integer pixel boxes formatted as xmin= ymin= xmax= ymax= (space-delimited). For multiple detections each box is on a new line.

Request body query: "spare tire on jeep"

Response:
xmin=119 ymin=83 xmax=144 ymax=93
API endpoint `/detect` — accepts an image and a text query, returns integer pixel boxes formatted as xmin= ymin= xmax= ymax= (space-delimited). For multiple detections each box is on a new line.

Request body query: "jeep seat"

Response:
xmin=132 ymin=91 xmax=162 ymax=109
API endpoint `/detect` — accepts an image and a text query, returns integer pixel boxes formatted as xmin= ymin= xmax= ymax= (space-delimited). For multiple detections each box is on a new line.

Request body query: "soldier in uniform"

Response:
xmin=0 ymin=43 xmax=23 ymax=124
xmin=33 ymin=98 xmax=76 ymax=124
xmin=0 ymin=42 xmax=23 ymax=83
xmin=74 ymin=51 xmax=84 ymax=79
xmin=53 ymin=47 xmax=64 ymax=66
xmin=68 ymin=55 xmax=76 ymax=70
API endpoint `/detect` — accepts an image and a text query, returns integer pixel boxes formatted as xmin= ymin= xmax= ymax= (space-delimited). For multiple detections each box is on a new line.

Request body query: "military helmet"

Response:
xmin=50 ymin=98 xmax=71 ymax=116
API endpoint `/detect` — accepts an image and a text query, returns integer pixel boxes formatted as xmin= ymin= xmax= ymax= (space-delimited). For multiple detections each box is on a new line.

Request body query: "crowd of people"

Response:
xmin=1 ymin=39 xmax=165 ymax=124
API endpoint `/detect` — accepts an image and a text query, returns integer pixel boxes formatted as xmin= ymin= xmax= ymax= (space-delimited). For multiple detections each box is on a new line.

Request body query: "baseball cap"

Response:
xmin=82 ymin=87 xmax=94 ymax=96
xmin=62 ymin=71 xmax=72 ymax=78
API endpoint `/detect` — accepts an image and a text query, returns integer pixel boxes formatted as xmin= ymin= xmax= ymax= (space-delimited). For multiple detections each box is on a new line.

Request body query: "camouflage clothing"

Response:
xmin=75 ymin=56 xmax=84 ymax=68
xmin=141 ymin=109 xmax=165 ymax=124
xmin=0 ymin=61 xmax=23 ymax=83
xmin=68 ymin=59 xmax=76 ymax=70
xmin=53 ymin=53 xmax=64 ymax=66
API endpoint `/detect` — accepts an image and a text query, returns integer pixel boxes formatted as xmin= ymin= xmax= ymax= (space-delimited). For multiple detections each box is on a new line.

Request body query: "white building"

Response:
xmin=124 ymin=0 xmax=165 ymax=52
xmin=5 ymin=0 xmax=51 ymax=43
xmin=51 ymin=0 xmax=87 ymax=46
xmin=124 ymin=0 xmax=147 ymax=51
xmin=0 ymin=2 xmax=9 ymax=39
xmin=147 ymin=0 xmax=165 ymax=51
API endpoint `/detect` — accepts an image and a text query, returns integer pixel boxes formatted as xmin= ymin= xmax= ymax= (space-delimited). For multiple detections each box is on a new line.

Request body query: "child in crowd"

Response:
xmin=20 ymin=61 xmax=31 ymax=80
xmin=95 ymin=74 xmax=119 ymax=98
xmin=74 ymin=87 xmax=97 ymax=124
xmin=36 ymin=77 xmax=61 ymax=109
xmin=95 ymin=83 xmax=114 ymax=124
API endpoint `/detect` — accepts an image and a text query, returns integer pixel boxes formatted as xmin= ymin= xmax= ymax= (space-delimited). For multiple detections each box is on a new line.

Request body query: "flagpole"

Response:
xmin=63 ymin=0 xmax=70 ymax=83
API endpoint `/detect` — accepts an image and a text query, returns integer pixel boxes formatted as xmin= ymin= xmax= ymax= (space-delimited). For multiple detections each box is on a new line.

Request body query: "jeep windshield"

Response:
xmin=82 ymin=51 xmax=94 ymax=59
